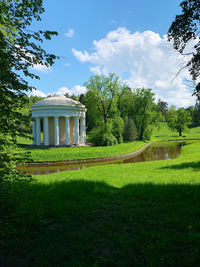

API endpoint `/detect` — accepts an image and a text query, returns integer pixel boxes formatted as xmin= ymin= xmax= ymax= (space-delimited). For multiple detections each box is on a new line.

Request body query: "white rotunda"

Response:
xmin=31 ymin=95 xmax=86 ymax=146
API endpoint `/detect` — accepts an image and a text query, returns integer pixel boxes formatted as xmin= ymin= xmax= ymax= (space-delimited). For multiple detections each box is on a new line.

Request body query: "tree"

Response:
xmin=194 ymin=100 xmax=200 ymax=123
xmin=84 ymin=74 xmax=121 ymax=125
xmin=0 ymin=0 xmax=58 ymax=183
xmin=168 ymin=0 xmax=200 ymax=97
xmin=84 ymin=74 xmax=124 ymax=145
xmin=157 ymin=99 xmax=168 ymax=120
xmin=186 ymin=105 xmax=195 ymax=122
xmin=117 ymin=85 xmax=135 ymax=119
xmin=123 ymin=117 xmax=138 ymax=141
xmin=132 ymin=89 xmax=161 ymax=140
xmin=167 ymin=108 xmax=192 ymax=136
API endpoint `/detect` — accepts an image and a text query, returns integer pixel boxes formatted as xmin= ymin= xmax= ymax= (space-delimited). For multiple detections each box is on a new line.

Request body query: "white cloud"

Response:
xmin=72 ymin=27 xmax=196 ymax=107
xmin=32 ymin=64 xmax=52 ymax=73
xmin=54 ymin=85 xmax=87 ymax=96
xmin=64 ymin=28 xmax=74 ymax=38
xmin=30 ymin=89 xmax=46 ymax=97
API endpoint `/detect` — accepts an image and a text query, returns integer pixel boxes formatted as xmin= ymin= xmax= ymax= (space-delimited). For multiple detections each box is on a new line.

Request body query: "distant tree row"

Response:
xmin=74 ymin=73 xmax=197 ymax=145
xmin=77 ymin=74 xmax=161 ymax=145
xmin=24 ymin=74 xmax=200 ymax=145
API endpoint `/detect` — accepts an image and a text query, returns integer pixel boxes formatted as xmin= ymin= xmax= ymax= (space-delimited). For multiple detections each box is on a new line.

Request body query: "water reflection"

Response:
xmin=21 ymin=142 xmax=184 ymax=175
xmin=125 ymin=143 xmax=181 ymax=164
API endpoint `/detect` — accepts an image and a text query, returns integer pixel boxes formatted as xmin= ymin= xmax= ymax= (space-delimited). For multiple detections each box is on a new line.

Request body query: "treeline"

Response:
xmin=24 ymin=74 xmax=200 ymax=146
xmin=70 ymin=74 xmax=191 ymax=145
xmin=74 ymin=74 xmax=198 ymax=144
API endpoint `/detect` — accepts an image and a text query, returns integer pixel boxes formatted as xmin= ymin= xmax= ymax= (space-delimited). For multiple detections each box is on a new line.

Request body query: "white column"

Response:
xmin=36 ymin=117 xmax=41 ymax=146
xmin=32 ymin=119 xmax=36 ymax=145
xmin=80 ymin=118 xmax=86 ymax=144
xmin=32 ymin=118 xmax=36 ymax=145
xmin=65 ymin=117 xmax=70 ymax=145
xmin=54 ymin=116 xmax=59 ymax=146
xmin=44 ymin=117 xmax=49 ymax=146
xmin=75 ymin=117 xmax=79 ymax=145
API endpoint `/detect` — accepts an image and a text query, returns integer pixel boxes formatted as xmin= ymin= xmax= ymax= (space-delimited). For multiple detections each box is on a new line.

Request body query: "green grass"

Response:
xmin=24 ymin=141 xmax=146 ymax=162
xmin=18 ymin=123 xmax=200 ymax=162
xmin=2 ymin=140 xmax=200 ymax=266
xmin=152 ymin=122 xmax=200 ymax=141
xmin=17 ymin=136 xmax=33 ymax=145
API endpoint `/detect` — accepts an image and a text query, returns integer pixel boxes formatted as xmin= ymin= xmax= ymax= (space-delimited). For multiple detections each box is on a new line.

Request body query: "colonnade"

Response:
xmin=32 ymin=116 xmax=86 ymax=146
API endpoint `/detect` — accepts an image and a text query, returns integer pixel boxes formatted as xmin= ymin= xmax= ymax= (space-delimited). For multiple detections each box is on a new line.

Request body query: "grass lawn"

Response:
xmin=25 ymin=141 xmax=146 ymax=162
xmin=18 ymin=123 xmax=200 ymax=162
xmin=152 ymin=122 xmax=200 ymax=141
xmin=2 ymin=140 xmax=200 ymax=266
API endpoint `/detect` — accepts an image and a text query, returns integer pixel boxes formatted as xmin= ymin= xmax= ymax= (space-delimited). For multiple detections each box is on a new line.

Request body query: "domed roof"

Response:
xmin=32 ymin=94 xmax=85 ymax=108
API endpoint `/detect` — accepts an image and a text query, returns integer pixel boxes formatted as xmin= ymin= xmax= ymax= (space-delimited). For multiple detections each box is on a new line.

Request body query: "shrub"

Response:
xmin=88 ymin=121 xmax=118 ymax=146
xmin=123 ymin=117 xmax=138 ymax=141
xmin=111 ymin=116 xmax=124 ymax=144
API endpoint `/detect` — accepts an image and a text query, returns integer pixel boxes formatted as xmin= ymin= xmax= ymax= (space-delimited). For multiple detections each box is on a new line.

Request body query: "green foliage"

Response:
xmin=167 ymin=108 xmax=192 ymax=136
xmin=118 ymin=85 xmax=135 ymax=119
xmin=168 ymin=0 xmax=200 ymax=97
xmin=88 ymin=121 xmax=118 ymax=146
xmin=157 ymin=98 xmax=168 ymax=120
xmin=0 ymin=1 xmax=57 ymax=183
xmin=111 ymin=116 xmax=124 ymax=144
xmin=123 ymin=117 xmax=138 ymax=141
xmin=132 ymin=88 xmax=161 ymax=140
xmin=186 ymin=105 xmax=195 ymax=122
xmin=84 ymin=74 xmax=161 ymax=144
xmin=88 ymin=123 xmax=105 ymax=146
xmin=102 ymin=131 xmax=118 ymax=146
xmin=21 ymin=95 xmax=44 ymax=116
xmin=118 ymin=87 xmax=161 ymax=141
xmin=81 ymin=89 xmax=102 ymax=132
xmin=84 ymin=74 xmax=125 ymax=145
xmin=84 ymin=73 xmax=121 ymax=125
xmin=194 ymin=100 xmax=200 ymax=123
xmin=18 ymin=123 xmax=200 ymax=162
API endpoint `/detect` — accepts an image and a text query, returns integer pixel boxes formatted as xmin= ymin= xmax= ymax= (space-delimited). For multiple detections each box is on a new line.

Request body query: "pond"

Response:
xmin=20 ymin=141 xmax=185 ymax=176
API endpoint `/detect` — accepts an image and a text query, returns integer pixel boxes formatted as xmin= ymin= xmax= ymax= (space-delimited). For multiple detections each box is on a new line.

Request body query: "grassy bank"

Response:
xmin=152 ymin=122 xmax=200 ymax=141
xmin=18 ymin=123 xmax=200 ymax=162
xmin=2 ymin=140 xmax=200 ymax=266
xmin=24 ymin=141 xmax=146 ymax=162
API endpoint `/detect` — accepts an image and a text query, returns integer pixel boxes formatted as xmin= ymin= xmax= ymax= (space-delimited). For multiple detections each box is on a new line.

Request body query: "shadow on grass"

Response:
xmin=19 ymin=144 xmax=55 ymax=149
xmin=1 ymin=180 xmax=200 ymax=266
xmin=161 ymin=161 xmax=200 ymax=171
xmin=188 ymin=123 xmax=200 ymax=129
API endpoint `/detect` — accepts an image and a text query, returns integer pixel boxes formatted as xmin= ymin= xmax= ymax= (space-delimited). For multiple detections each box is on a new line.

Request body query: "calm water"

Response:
xmin=21 ymin=142 xmax=184 ymax=175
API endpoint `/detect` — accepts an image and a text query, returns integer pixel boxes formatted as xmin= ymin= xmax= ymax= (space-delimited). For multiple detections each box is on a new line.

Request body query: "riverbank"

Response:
xmin=18 ymin=123 xmax=200 ymax=162
xmin=2 ymin=140 xmax=200 ymax=266
xmin=20 ymin=141 xmax=187 ymax=175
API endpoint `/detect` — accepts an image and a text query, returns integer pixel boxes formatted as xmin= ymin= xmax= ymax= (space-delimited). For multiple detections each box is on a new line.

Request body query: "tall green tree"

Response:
xmin=0 ymin=0 xmax=58 ymax=183
xmin=168 ymin=0 xmax=200 ymax=97
xmin=157 ymin=99 xmax=168 ymax=120
xmin=84 ymin=73 xmax=121 ymax=125
xmin=186 ymin=105 xmax=195 ymax=122
xmin=84 ymin=74 xmax=124 ymax=145
xmin=118 ymin=85 xmax=135 ymax=119
xmin=194 ymin=100 xmax=200 ymax=123
xmin=167 ymin=108 xmax=192 ymax=136
xmin=123 ymin=117 xmax=138 ymax=141
xmin=133 ymin=89 xmax=161 ymax=140
xmin=117 ymin=86 xmax=138 ymax=141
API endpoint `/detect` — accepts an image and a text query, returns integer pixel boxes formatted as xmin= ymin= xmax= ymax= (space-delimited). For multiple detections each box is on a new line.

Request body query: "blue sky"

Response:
xmin=28 ymin=0 xmax=196 ymax=107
